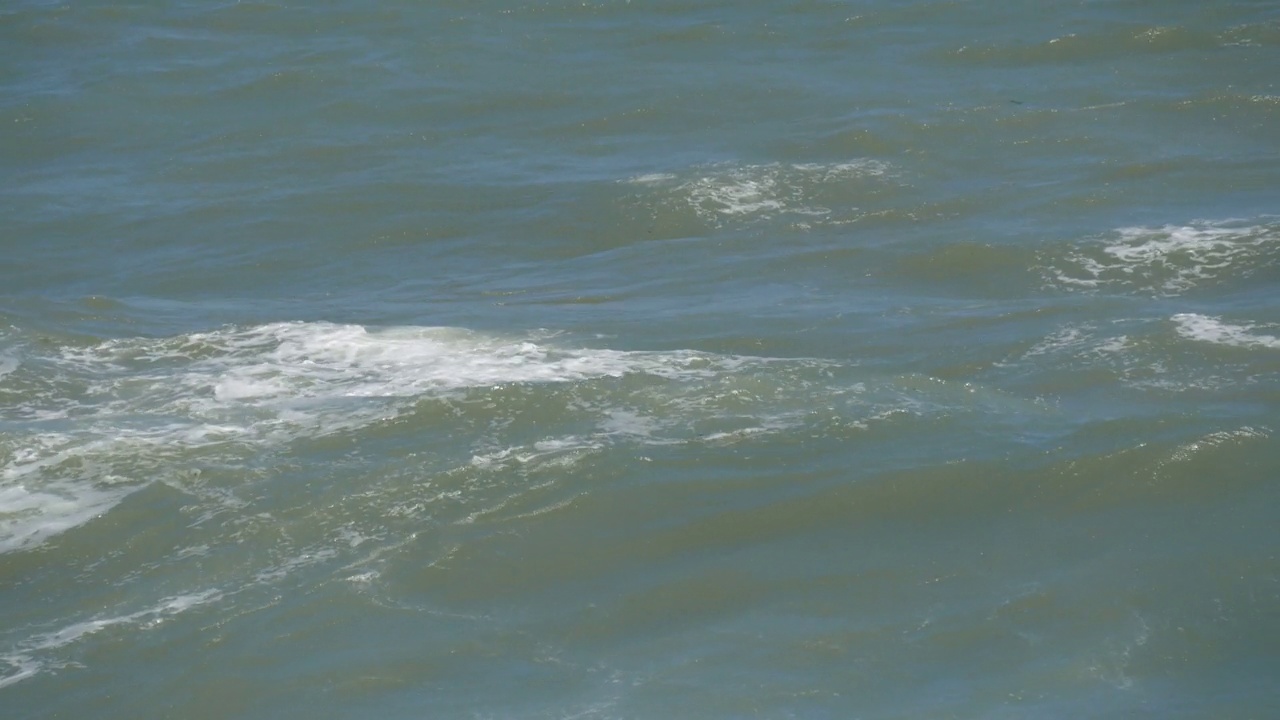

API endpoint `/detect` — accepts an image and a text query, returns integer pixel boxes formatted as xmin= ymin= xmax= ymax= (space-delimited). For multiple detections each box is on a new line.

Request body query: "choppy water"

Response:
xmin=3 ymin=1 xmax=1279 ymax=718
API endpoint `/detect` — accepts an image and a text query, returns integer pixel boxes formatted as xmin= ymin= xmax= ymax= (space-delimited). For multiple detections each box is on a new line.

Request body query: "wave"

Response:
xmin=996 ymin=312 xmax=1279 ymax=396
xmin=942 ymin=22 xmax=1264 ymax=67
xmin=1 ymin=320 xmax=1043 ymax=556
xmin=0 ymin=318 xmax=1069 ymax=691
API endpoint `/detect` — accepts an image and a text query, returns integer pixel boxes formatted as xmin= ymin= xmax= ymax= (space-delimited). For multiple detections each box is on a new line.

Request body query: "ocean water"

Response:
xmin=2 ymin=0 xmax=1279 ymax=717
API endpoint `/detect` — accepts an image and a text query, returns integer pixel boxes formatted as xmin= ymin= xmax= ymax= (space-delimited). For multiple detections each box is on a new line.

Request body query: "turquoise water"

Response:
xmin=3 ymin=1 xmax=1279 ymax=717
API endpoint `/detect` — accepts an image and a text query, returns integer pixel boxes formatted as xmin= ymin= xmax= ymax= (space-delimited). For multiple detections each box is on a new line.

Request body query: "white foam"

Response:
xmin=597 ymin=409 xmax=665 ymax=439
xmin=684 ymin=169 xmax=786 ymax=217
xmin=1094 ymin=336 xmax=1130 ymax=354
xmin=0 ymin=496 xmax=386 ymax=687
xmin=252 ymin=547 xmax=338 ymax=584
xmin=1023 ymin=326 xmax=1092 ymax=358
xmin=791 ymin=160 xmax=890 ymax=180
xmin=184 ymin=324 xmax=690 ymax=401
xmin=469 ymin=435 xmax=605 ymax=471
xmin=1017 ymin=324 xmax=1133 ymax=364
xmin=1053 ymin=218 xmax=1278 ymax=295
xmin=1171 ymin=314 xmax=1280 ymax=349
xmin=625 ymin=160 xmax=892 ymax=226
xmin=626 ymin=172 xmax=677 ymax=184
xmin=1164 ymin=426 xmax=1269 ymax=465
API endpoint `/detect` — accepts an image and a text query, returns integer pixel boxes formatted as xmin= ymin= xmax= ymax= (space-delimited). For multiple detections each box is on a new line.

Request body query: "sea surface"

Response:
xmin=3 ymin=1 xmax=1279 ymax=718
